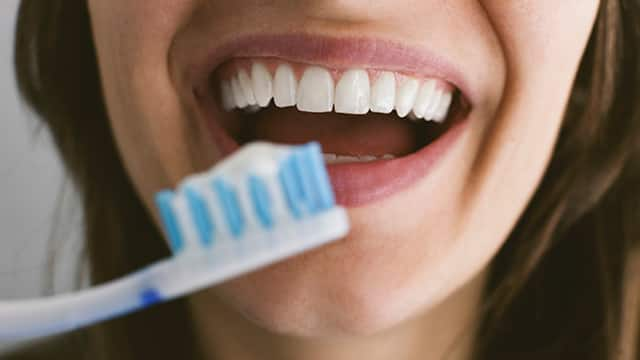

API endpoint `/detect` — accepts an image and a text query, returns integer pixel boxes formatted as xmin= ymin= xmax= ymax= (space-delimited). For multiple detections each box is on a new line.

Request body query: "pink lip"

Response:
xmin=328 ymin=118 xmax=467 ymax=206
xmin=189 ymin=32 xmax=472 ymax=207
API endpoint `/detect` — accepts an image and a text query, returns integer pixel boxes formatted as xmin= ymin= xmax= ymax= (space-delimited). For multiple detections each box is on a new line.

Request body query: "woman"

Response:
xmin=7 ymin=0 xmax=639 ymax=359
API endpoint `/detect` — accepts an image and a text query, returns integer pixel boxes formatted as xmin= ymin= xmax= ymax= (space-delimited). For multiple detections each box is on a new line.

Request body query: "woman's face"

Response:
xmin=88 ymin=1 xmax=599 ymax=336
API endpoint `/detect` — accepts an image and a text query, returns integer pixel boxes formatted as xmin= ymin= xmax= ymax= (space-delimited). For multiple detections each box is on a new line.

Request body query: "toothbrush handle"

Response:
xmin=0 ymin=261 xmax=169 ymax=341
xmin=0 ymin=208 xmax=349 ymax=341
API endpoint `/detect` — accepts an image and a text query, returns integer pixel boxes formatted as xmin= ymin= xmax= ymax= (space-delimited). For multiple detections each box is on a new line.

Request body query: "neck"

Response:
xmin=190 ymin=272 xmax=486 ymax=360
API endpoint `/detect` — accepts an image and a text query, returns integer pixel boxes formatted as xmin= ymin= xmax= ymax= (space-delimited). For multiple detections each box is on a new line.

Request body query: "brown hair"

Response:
xmin=11 ymin=0 xmax=640 ymax=359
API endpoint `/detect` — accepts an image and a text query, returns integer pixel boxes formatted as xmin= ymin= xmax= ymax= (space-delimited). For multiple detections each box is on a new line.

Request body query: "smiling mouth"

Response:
xmin=193 ymin=35 xmax=471 ymax=206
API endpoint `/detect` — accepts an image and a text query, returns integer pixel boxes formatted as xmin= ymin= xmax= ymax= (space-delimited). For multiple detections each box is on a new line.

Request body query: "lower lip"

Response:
xmin=195 ymin=90 xmax=468 ymax=208
xmin=327 ymin=118 xmax=467 ymax=206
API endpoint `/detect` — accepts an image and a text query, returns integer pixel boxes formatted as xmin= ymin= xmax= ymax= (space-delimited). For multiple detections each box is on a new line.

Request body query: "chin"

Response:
xmin=198 ymin=187 xmax=472 ymax=338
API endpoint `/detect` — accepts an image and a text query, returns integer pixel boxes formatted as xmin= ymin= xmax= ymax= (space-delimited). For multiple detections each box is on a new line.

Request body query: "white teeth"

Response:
xmin=323 ymin=153 xmax=337 ymax=163
xmin=395 ymin=78 xmax=420 ymax=118
xmin=242 ymin=104 xmax=261 ymax=114
xmin=221 ymin=62 xmax=455 ymax=123
xmin=424 ymin=89 xmax=444 ymax=121
xmin=335 ymin=69 xmax=370 ymax=114
xmin=273 ymin=64 xmax=297 ymax=108
xmin=296 ymin=66 xmax=334 ymax=113
xmin=323 ymin=153 xmax=397 ymax=164
xmin=251 ymin=62 xmax=273 ymax=107
xmin=230 ymin=76 xmax=248 ymax=108
xmin=329 ymin=155 xmax=360 ymax=164
xmin=358 ymin=155 xmax=377 ymax=162
xmin=370 ymin=71 xmax=396 ymax=114
xmin=238 ymin=69 xmax=256 ymax=105
xmin=412 ymin=80 xmax=436 ymax=119
xmin=220 ymin=80 xmax=235 ymax=111
xmin=433 ymin=92 xmax=453 ymax=123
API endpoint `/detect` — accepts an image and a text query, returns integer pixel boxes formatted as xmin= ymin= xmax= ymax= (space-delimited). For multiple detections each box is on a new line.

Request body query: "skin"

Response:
xmin=87 ymin=1 xmax=599 ymax=359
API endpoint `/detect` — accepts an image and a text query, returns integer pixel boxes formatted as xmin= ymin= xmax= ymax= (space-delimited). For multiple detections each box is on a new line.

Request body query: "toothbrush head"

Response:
xmin=154 ymin=141 xmax=347 ymax=258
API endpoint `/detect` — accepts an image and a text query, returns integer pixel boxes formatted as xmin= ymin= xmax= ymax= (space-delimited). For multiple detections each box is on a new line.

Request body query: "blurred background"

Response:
xmin=1 ymin=0 xmax=81 ymax=329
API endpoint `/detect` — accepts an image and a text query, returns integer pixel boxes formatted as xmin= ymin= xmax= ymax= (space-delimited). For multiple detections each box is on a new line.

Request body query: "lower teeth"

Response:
xmin=323 ymin=153 xmax=396 ymax=165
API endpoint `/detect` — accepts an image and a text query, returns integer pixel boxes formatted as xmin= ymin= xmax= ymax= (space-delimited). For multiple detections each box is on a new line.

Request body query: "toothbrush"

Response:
xmin=0 ymin=142 xmax=350 ymax=341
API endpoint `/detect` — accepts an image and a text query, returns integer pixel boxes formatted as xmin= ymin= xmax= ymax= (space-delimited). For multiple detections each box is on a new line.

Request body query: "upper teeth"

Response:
xmin=220 ymin=61 xmax=455 ymax=123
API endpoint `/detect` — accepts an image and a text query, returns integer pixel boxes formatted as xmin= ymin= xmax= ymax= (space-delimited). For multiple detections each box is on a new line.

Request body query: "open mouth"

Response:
xmin=195 ymin=54 xmax=471 ymax=206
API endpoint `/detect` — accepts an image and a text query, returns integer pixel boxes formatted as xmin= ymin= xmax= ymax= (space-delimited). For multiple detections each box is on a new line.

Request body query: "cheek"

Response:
xmin=483 ymin=0 xmax=600 ymax=82
xmin=458 ymin=1 xmax=600 ymax=233
xmin=88 ymin=0 xmax=215 ymax=209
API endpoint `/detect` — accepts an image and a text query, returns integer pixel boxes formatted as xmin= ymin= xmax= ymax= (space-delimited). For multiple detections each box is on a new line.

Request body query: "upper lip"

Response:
xmin=183 ymin=32 xmax=473 ymax=106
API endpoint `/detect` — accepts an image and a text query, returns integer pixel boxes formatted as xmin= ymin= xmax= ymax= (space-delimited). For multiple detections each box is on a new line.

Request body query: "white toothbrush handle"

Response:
xmin=0 ymin=208 xmax=349 ymax=341
xmin=0 ymin=261 xmax=169 ymax=341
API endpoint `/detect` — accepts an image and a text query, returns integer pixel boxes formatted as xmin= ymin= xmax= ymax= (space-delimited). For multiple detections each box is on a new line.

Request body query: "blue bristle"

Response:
xmin=304 ymin=142 xmax=335 ymax=210
xmin=184 ymin=185 xmax=215 ymax=247
xmin=292 ymin=149 xmax=317 ymax=214
xmin=286 ymin=155 xmax=307 ymax=208
xmin=278 ymin=156 xmax=304 ymax=219
xmin=299 ymin=144 xmax=322 ymax=212
xmin=248 ymin=175 xmax=274 ymax=229
xmin=154 ymin=190 xmax=184 ymax=254
xmin=139 ymin=288 xmax=162 ymax=308
xmin=212 ymin=178 xmax=246 ymax=238
xmin=156 ymin=142 xmax=334 ymax=252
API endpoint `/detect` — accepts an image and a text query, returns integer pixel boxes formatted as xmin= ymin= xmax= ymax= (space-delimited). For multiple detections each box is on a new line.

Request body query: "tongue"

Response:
xmin=244 ymin=107 xmax=424 ymax=156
